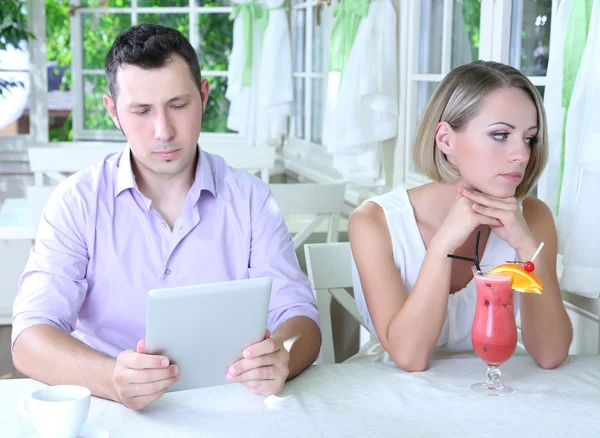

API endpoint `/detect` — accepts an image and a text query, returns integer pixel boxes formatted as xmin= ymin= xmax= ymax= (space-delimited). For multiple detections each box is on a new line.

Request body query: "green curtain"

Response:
xmin=557 ymin=0 xmax=594 ymax=212
xmin=329 ymin=0 xmax=371 ymax=75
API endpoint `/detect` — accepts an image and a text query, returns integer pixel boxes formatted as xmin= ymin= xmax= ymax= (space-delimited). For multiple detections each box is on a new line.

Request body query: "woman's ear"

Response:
xmin=434 ymin=121 xmax=453 ymax=157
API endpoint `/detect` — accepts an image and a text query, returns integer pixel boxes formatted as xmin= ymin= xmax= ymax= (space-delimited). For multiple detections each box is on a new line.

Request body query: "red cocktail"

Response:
xmin=471 ymin=266 xmax=517 ymax=396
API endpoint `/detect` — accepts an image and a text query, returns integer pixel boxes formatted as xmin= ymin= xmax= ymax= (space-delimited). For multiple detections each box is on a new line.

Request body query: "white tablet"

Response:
xmin=145 ymin=277 xmax=272 ymax=392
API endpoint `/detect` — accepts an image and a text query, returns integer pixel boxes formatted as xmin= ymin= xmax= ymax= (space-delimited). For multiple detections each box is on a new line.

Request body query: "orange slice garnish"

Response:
xmin=489 ymin=263 xmax=543 ymax=294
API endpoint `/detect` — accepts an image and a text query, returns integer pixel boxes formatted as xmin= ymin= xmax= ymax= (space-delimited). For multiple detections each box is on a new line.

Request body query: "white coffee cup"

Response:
xmin=19 ymin=385 xmax=91 ymax=438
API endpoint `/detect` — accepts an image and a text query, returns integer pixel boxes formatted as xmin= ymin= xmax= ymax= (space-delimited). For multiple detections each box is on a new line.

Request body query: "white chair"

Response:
xmin=28 ymin=143 xmax=122 ymax=186
xmin=270 ymin=183 xmax=346 ymax=249
xmin=28 ymin=143 xmax=277 ymax=185
xmin=26 ymin=145 xmax=275 ymax=222
xmin=0 ymin=239 xmax=31 ymax=323
xmin=304 ymin=242 xmax=368 ymax=364
xmin=26 ymin=186 xmax=57 ymax=227
xmin=206 ymin=145 xmax=275 ymax=183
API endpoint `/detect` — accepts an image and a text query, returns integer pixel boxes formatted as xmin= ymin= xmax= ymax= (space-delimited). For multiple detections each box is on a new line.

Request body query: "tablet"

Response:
xmin=145 ymin=276 xmax=272 ymax=392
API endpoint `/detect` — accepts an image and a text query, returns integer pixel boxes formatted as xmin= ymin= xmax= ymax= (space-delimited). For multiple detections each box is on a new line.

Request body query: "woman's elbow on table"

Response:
xmin=532 ymin=350 xmax=569 ymax=370
xmin=389 ymin=350 xmax=429 ymax=373
xmin=381 ymin=332 xmax=430 ymax=372
xmin=528 ymin=327 xmax=571 ymax=370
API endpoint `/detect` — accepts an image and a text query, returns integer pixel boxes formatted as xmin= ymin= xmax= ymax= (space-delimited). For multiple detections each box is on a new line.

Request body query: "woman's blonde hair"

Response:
xmin=412 ymin=61 xmax=548 ymax=199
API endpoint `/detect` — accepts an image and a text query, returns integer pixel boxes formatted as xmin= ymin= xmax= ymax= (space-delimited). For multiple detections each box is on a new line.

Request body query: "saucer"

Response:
xmin=16 ymin=424 xmax=110 ymax=438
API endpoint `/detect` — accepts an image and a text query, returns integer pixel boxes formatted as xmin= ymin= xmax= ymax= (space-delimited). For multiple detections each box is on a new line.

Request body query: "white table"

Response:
xmin=0 ymin=198 xmax=35 ymax=323
xmin=0 ymin=198 xmax=35 ymax=240
xmin=1 ymin=355 xmax=599 ymax=437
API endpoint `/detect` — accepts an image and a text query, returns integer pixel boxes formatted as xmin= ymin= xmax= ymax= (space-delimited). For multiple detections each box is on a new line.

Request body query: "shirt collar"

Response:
xmin=114 ymin=146 xmax=136 ymax=198
xmin=114 ymin=145 xmax=216 ymax=200
xmin=189 ymin=148 xmax=217 ymax=202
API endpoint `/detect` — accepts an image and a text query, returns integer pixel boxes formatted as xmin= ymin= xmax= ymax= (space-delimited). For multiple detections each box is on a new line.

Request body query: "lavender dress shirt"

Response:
xmin=12 ymin=147 xmax=320 ymax=357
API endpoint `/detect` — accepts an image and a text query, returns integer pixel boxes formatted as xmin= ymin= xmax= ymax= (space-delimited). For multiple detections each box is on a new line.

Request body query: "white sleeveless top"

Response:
xmin=350 ymin=187 xmax=519 ymax=362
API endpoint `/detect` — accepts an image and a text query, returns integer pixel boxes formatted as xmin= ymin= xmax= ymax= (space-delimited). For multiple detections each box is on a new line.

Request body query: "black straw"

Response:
xmin=447 ymin=254 xmax=477 ymax=263
xmin=447 ymin=230 xmax=482 ymax=271
xmin=474 ymin=230 xmax=481 ymax=271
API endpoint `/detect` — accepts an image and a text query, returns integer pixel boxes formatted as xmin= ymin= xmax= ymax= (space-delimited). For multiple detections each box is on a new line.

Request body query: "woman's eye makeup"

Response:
xmin=491 ymin=132 xmax=509 ymax=141
xmin=490 ymin=131 xmax=538 ymax=146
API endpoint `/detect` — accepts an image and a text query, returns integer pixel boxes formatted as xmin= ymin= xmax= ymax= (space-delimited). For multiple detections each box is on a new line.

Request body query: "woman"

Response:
xmin=349 ymin=61 xmax=572 ymax=371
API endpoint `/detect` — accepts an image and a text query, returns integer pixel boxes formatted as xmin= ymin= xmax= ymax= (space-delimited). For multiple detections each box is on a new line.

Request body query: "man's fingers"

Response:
xmin=228 ymin=355 xmax=275 ymax=377
xmin=240 ymin=379 xmax=283 ymax=397
xmin=136 ymin=339 xmax=146 ymax=354
xmin=126 ymin=375 xmax=180 ymax=399
xmin=127 ymin=364 xmax=180 ymax=384
xmin=227 ymin=366 xmax=275 ymax=383
xmin=243 ymin=337 xmax=279 ymax=359
xmin=127 ymin=388 xmax=169 ymax=410
xmin=120 ymin=349 xmax=170 ymax=370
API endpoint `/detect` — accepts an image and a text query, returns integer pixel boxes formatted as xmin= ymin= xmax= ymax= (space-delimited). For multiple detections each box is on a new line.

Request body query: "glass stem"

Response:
xmin=485 ymin=365 xmax=503 ymax=390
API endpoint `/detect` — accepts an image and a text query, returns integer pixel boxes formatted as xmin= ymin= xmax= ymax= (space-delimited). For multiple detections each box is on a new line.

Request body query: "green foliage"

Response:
xmin=45 ymin=0 xmax=234 ymax=140
xmin=0 ymin=0 xmax=35 ymax=96
xmin=461 ymin=0 xmax=480 ymax=63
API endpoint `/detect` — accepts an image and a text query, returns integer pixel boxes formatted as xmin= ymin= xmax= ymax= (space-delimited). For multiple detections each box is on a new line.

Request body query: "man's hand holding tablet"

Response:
xmin=226 ymin=329 xmax=290 ymax=396
xmin=112 ymin=339 xmax=181 ymax=410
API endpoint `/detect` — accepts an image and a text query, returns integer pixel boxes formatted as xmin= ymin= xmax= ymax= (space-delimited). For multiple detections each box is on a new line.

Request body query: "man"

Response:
xmin=12 ymin=24 xmax=321 ymax=410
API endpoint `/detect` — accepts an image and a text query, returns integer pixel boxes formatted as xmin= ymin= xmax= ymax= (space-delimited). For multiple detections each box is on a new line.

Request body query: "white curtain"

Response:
xmin=539 ymin=0 xmax=600 ymax=299
xmin=226 ymin=0 xmax=262 ymax=145
xmin=537 ymin=0 xmax=571 ymax=216
xmin=0 ymin=42 xmax=29 ymax=131
xmin=256 ymin=0 xmax=293 ymax=147
xmin=556 ymin=0 xmax=600 ymax=299
xmin=322 ymin=0 xmax=398 ymax=184
xmin=226 ymin=0 xmax=292 ymax=147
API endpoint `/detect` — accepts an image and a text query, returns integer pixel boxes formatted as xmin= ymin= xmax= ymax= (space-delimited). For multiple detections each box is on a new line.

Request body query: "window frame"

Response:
xmin=283 ymin=0 xmax=341 ymax=179
xmin=394 ymin=0 xmax=557 ymax=190
xmin=285 ymin=0 xmax=558 ymax=206
xmin=68 ymin=0 xmax=241 ymax=144
xmin=0 ymin=0 xmax=48 ymax=151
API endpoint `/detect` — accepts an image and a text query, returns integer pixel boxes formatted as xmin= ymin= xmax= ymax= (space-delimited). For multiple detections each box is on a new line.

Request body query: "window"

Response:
xmin=69 ymin=0 xmax=234 ymax=141
xmin=399 ymin=0 xmax=483 ymax=188
xmin=290 ymin=0 xmax=326 ymax=145
xmin=283 ymin=0 xmax=341 ymax=181
xmin=395 ymin=0 xmax=556 ymax=189
xmin=277 ymin=0 xmax=559 ymax=205
xmin=509 ymin=0 xmax=553 ymax=97
xmin=0 ymin=2 xmax=48 ymax=149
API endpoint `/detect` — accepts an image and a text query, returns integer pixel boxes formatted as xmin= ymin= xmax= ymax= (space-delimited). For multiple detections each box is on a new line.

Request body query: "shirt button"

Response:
xmin=165 ymin=269 xmax=171 ymax=275
xmin=160 ymin=223 xmax=166 ymax=229
xmin=179 ymin=225 xmax=183 ymax=231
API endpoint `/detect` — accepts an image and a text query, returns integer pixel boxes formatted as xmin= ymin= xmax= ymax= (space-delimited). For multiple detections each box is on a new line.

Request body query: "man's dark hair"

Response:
xmin=104 ymin=24 xmax=202 ymax=101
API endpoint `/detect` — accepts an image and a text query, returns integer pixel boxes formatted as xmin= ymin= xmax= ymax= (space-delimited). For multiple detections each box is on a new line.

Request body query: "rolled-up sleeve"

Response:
xmin=11 ymin=185 xmax=89 ymax=350
xmin=247 ymin=185 xmax=321 ymax=334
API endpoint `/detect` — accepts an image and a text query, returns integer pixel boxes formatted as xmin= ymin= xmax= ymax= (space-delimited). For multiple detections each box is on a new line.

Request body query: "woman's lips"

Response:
xmin=499 ymin=172 xmax=522 ymax=182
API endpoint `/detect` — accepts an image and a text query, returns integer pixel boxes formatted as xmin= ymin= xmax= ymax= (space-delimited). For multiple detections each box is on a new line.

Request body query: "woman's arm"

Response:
xmin=349 ymin=203 xmax=452 ymax=372
xmin=350 ymin=192 xmax=502 ymax=371
xmin=518 ymin=198 xmax=572 ymax=368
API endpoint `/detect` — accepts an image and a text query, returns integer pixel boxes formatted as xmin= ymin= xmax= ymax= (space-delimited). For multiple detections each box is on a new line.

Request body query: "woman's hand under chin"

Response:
xmin=458 ymin=187 xmax=536 ymax=251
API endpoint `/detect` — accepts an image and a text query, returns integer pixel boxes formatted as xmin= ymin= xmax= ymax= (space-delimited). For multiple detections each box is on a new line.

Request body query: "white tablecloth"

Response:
xmin=1 ymin=355 xmax=599 ymax=437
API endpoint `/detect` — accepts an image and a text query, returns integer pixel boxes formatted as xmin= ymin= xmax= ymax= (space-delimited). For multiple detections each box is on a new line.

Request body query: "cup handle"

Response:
xmin=18 ymin=395 xmax=33 ymax=419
